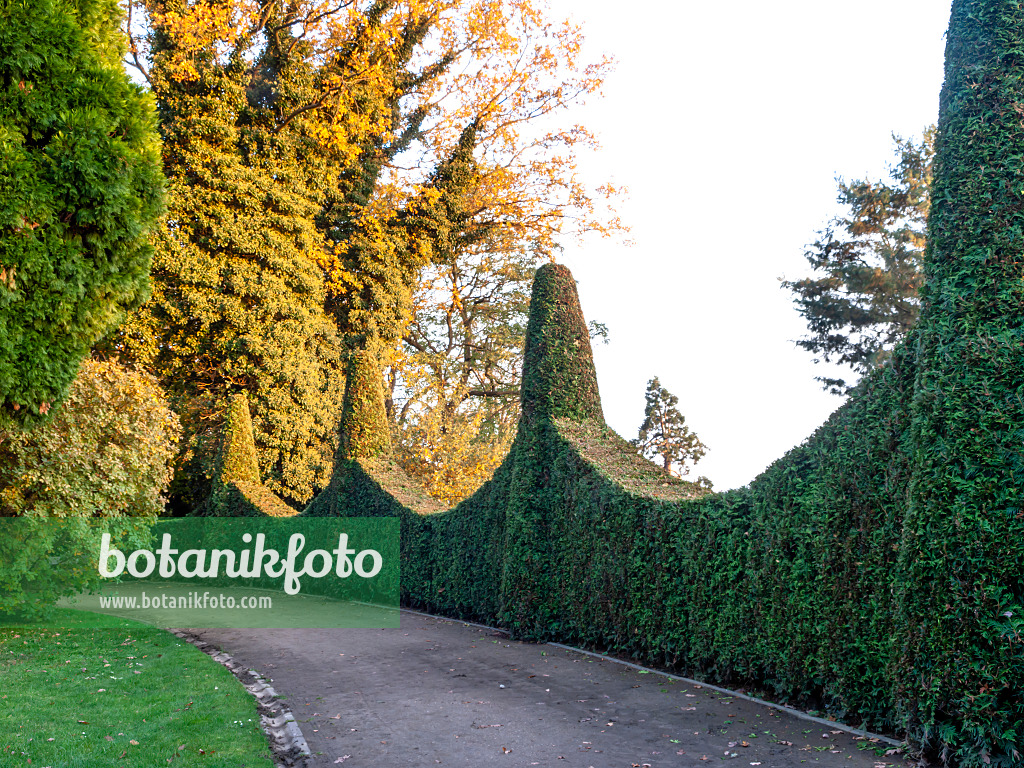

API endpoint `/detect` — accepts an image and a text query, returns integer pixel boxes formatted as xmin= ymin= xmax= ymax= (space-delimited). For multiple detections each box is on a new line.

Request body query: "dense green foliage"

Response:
xmin=784 ymin=131 xmax=932 ymax=394
xmin=316 ymin=181 xmax=1022 ymax=765
xmin=0 ymin=359 xmax=179 ymax=617
xmin=0 ymin=0 xmax=164 ymax=426
xmin=519 ymin=264 xmax=603 ymax=425
xmin=897 ymin=1 xmax=1024 ymax=761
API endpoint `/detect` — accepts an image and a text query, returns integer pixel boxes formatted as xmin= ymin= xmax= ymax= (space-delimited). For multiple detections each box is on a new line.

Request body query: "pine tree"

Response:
xmin=783 ymin=131 xmax=933 ymax=394
xmin=631 ymin=377 xmax=707 ymax=479
xmin=0 ymin=0 xmax=164 ymax=427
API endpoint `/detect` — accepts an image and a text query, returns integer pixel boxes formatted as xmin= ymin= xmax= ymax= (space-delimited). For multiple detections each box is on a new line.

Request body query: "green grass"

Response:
xmin=0 ymin=609 xmax=274 ymax=767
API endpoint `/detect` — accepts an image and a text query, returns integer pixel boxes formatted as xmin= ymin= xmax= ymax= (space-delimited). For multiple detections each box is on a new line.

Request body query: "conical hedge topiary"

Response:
xmin=338 ymin=350 xmax=393 ymax=461
xmin=206 ymin=393 xmax=296 ymax=516
xmin=214 ymin=394 xmax=260 ymax=486
xmin=520 ymin=263 xmax=603 ymax=426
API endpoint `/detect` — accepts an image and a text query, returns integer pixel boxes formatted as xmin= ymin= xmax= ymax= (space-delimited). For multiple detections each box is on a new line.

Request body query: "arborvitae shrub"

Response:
xmin=0 ymin=0 xmax=164 ymax=426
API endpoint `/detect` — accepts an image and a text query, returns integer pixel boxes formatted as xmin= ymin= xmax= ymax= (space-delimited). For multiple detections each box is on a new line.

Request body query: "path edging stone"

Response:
xmin=169 ymin=629 xmax=311 ymax=767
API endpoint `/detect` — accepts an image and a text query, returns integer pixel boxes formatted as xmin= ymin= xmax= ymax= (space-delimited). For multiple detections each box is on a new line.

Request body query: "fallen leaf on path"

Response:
xmin=333 ymin=757 xmax=350 ymax=764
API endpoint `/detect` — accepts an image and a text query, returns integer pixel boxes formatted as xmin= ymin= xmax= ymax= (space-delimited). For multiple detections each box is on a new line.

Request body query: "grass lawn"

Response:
xmin=0 ymin=609 xmax=275 ymax=767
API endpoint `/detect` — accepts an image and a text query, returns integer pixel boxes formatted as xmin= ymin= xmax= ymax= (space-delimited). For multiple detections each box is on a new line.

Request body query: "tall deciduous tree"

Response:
xmin=632 ymin=377 xmax=707 ymax=480
xmin=783 ymin=130 xmax=933 ymax=395
xmin=390 ymin=125 xmax=533 ymax=503
xmin=116 ymin=0 xmax=620 ymax=507
xmin=0 ymin=0 xmax=164 ymax=427
xmin=110 ymin=0 xmax=357 ymax=507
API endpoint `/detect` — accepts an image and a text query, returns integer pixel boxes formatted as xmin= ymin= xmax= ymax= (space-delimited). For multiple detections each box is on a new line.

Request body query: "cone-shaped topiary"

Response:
xmin=896 ymin=1 xmax=1024 ymax=762
xmin=520 ymin=263 xmax=603 ymax=426
xmin=215 ymin=394 xmax=260 ymax=486
xmin=206 ymin=393 xmax=296 ymax=516
xmin=339 ymin=350 xmax=392 ymax=460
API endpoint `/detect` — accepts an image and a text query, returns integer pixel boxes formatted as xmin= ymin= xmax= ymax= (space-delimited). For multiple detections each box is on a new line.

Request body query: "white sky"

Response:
xmin=546 ymin=0 xmax=954 ymax=490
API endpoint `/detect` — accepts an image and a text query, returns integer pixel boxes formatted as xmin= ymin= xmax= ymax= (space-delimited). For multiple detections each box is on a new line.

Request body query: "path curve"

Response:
xmin=194 ymin=613 xmax=913 ymax=768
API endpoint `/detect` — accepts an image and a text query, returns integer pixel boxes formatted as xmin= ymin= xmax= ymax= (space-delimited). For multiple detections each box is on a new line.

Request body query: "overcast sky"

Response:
xmin=544 ymin=0 xmax=954 ymax=489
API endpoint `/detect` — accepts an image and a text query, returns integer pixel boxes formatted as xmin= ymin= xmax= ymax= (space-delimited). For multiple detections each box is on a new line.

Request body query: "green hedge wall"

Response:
xmin=311 ymin=259 xmax=1019 ymax=765
xmin=895 ymin=1 xmax=1024 ymax=760
xmin=304 ymin=3 xmax=1024 ymax=762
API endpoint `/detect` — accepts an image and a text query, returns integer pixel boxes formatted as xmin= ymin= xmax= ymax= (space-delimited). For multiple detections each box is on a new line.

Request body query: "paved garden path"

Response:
xmin=194 ymin=612 xmax=912 ymax=768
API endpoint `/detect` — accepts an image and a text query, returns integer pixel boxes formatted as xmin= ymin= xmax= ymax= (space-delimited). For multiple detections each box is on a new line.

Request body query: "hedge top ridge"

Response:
xmin=339 ymin=349 xmax=392 ymax=460
xmin=520 ymin=263 xmax=603 ymax=425
xmin=216 ymin=393 xmax=260 ymax=485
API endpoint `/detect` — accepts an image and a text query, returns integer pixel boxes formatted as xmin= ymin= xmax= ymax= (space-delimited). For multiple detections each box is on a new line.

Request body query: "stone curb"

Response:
xmin=169 ymin=630 xmax=310 ymax=767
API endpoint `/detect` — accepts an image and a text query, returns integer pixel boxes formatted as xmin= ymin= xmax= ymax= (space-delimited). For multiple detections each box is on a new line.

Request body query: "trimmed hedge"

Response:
xmin=312 ymin=258 xmax=1020 ymax=765
xmin=205 ymin=394 xmax=297 ymax=517
xmin=306 ymin=4 xmax=1024 ymax=761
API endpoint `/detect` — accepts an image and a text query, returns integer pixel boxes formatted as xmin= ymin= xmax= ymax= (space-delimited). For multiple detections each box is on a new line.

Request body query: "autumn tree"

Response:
xmin=319 ymin=0 xmax=621 ymax=351
xmin=375 ymin=5 xmax=620 ymax=503
xmin=388 ymin=125 xmax=530 ymax=502
xmin=632 ymin=377 xmax=707 ymax=480
xmin=110 ymin=0 xmax=399 ymax=506
xmin=0 ymin=0 xmax=164 ymax=427
xmin=783 ymin=130 xmax=933 ymax=394
xmin=116 ymin=0 xmax=620 ymax=507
